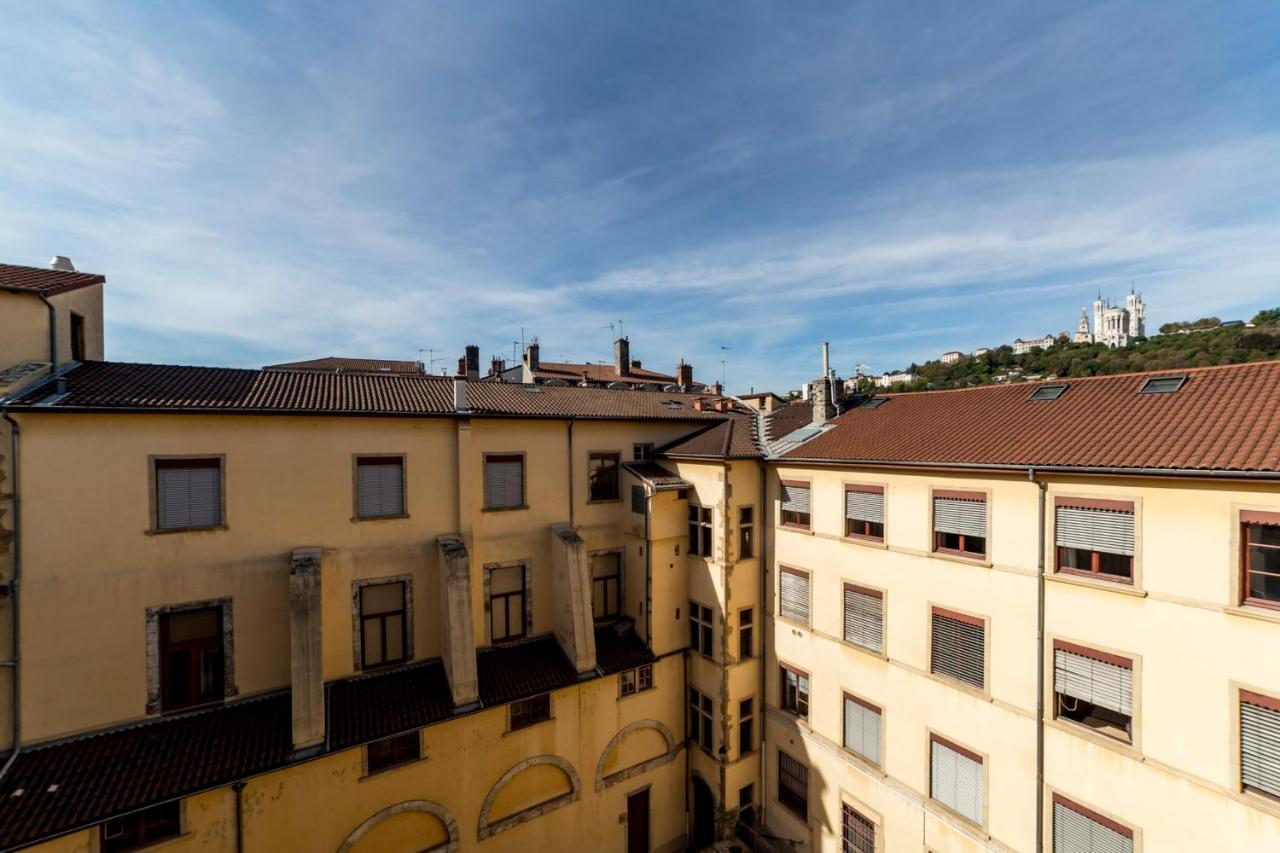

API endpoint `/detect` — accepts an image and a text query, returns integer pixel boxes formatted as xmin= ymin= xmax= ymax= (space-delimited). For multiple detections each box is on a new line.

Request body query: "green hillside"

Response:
xmin=877 ymin=308 xmax=1280 ymax=393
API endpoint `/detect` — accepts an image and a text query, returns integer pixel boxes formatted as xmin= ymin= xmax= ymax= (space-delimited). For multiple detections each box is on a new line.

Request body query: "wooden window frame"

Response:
xmin=844 ymin=484 xmax=886 ymax=543
xmin=739 ymin=696 xmax=755 ymax=757
xmin=689 ymin=687 xmax=714 ymax=753
xmin=841 ymin=801 xmax=878 ymax=853
xmin=688 ymin=504 xmax=713 ymax=557
xmin=929 ymin=606 xmax=987 ymax=692
xmin=101 ymin=801 xmax=183 ymax=853
xmin=619 ymin=663 xmax=654 ymax=698
xmin=776 ymin=749 xmax=809 ymax=821
xmin=70 ymin=311 xmax=86 ymax=362
xmin=1053 ymin=496 xmax=1137 ymax=585
xmin=739 ymin=505 xmax=756 ymax=559
xmin=1241 ymin=511 xmax=1280 ymax=611
xmin=738 ymin=607 xmax=754 ymax=660
xmin=632 ymin=442 xmax=655 ymax=462
xmin=509 ymin=693 xmax=551 ymax=731
xmin=1050 ymin=793 xmax=1135 ymax=849
xmin=158 ymin=606 xmax=225 ymax=713
xmin=1238 ymin=686 xmax=1280 ymax=802
xmin=482 ymin=452 xmax=527 ymax=511
xmin=927 ymin=732 xmax=987 ymax=828
xmin=587 ymin=451 xmax=622 ymax=502
xmin=590 ymin=550 xmax=623 ymax=622
xmin=1051 ymin=639 xmax=1135 ymax=745
xmin=842 ymin=691 xmax=883 ymax=767
xmin=352 ymin=453 xmax=408 ymax=521
xmin=779 ymin=479 xmax=811 ymax=530
xmin=930 ymin=488 xmax=988 ymax=561
xmin=689 ymin=600 xmax=714 ymax=658
xmin=486 ymin=562 xmax=528 ymax=644
xmin=779 ymin=663 xmax=810 ymax=719
xmin=147 ymin=454 xmax=226 ymax=534
xmin=842 ymin=582 xmax=884 ymax=654
xmin=778 ymin=565 xmax=811 ymax=626
xmin=358 ymin=580 xmax=409 ymax=670
xmin=364 ymin=730 xmax=423 ymax=776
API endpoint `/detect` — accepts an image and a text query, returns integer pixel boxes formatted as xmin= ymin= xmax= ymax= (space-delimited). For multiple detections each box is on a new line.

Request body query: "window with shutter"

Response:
xmin=845 ymin=485 xmax=885 ymax=541
xmin=1051 ymin=795 xmax=1134 ymax=853
xmin=1055 ymin=498 xmax=1135 ymax=582
xmin=777 ymin=750 xmax=809 ymax=820
xmin=929 ymin=735 xmax=984 ymax=825
xmin=1053 ymin=641 xmax=1133 ymax=742
xmin=930 ymin=608 xmax=985 ymax=689
xmin=780 ymin=480 xmax=811 ymax=528
xmin=484 ymin=454 xmax=525 ymax=509
xmin=841 ymin=803 xmax=876 ymax=853
xmin=779 ymin=567 xmax=810 ymax=625
xmin=154 ymin=457 xmax=223 ymax=530
xmin=1242 ymin=511 xmax=1280 ymax=608
xmin=843 ymin=584 xmax=883 ymax=653
xmin=932 ymin=490 xmax=987 ymax=558
xmin=842 ymin=694 xmax=881 ymax=766
xmin=1241 ymin=690 xmax=1280 ymax=800
xmin=780 ymin=665 xmax=809 ymax=718
xmin=355 ymin=456 xmax=405 ymax=518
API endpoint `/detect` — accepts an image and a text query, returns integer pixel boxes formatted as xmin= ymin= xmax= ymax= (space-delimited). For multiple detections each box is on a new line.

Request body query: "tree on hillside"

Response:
xmin=1252 ymin=307 xmax=1280 ymax=325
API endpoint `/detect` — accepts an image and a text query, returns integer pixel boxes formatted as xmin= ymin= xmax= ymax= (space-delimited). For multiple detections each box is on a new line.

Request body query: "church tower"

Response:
xmin=1074 ymin=308 xmax=1093 ymax=344
xmin=1126 ymin=288 xmax=1146 ymax=338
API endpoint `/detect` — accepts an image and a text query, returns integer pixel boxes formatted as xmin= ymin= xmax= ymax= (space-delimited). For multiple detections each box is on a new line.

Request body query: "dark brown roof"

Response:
xmin=0 ymin=692 xmax=294 ymax=850
xmin=477 ymin=636 xmax=579 ymax=706
xmin=594 ymin=625 xmax=657 ymax=674
xmin=661 ymin=412 xmax=762 ymax=459
xmin=7 ymin=361 xmax=733 ymax=422
xmin=263 ymin=356 xmax=423 ymax=374
xmin=782 ymin=361 xmax=1280 ymax=474
xmin=0 ymin=263 xmax=105 ymax=297
xmin=328 ymin=659 xmax=453 ymax=749
xmin=765 ymin=401 xmax=815 ymax=441
xmin=533 ymin=361 xmax=678 ymax=386
xmin=622 ymin=460 xmax=692 ymax=490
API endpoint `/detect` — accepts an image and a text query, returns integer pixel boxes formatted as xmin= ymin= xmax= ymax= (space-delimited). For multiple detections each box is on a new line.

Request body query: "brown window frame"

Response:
xmin=931 ymin=489 xmax=987 ymax=560
xmin=739 ymin=696 xmax=755 ymax=757
xmin=778 ymin=565 xmax=811 ymax=625
xmin=689 ymin=600 xmax=714 ymax=658
xmin=365 ymin=730 xmax=422 ymax=775
xmin=844 ymin=485 xmax=885 ymax=543
xmin=777 ymin=749 xmax=809 ymax=821
xmin=1240 ymin=688 xmax=1280 ymax=800
xmin=509 ymin=693 xmax=551 ymax=730
xmin=739 ymin=505 xmax=756 ymax=558
xmin=487 ymin=564 xmax=527 ymax=644
xmin=1052 ymin=640 xmax=1134 ymax=744
xmin=159 ymin=607 xmax=224 ymax=712
xmin=1054 ymin=497 xmax=1136 ymax=584
xmin=353 ymin=454 xmax=407 ymax=520
xmin=689 ymin=687 xmax=714 ymax=752
xmin=780 ymin=480 xmax=811 ymax=530
xmin=587 ymin=451 xmax=621 ymax=502
xmin=591 ymin=552 xmax=623 ymax=622
xmin=1051 ymin=794 xmax=1135 ymax=846
xmin=688 ymin=504 xmax=713 ymax=556
xmin=1242 ymin=511 xmax=1280 ymax=610
xmin=101 ymin=801 xmax=182 ymax=853
xmin=841 ymin=802 xmax=876 ymax=853
xmin=483 ymin=453 xmax=526 ymax=510
xmin=738 ymin=607 xmax=754 ymax=659
xmin=359 ymin=581 xmax=408 ymax=670
xmin=930 ymin=607 xmax=986 ymax=691
xmin=633 ymin=442 xmax=655 ymax=462
xmin=70 ymin=311 xmax=86 ymax=362
xmin=780 ymin=663 xmax=810 ymax=719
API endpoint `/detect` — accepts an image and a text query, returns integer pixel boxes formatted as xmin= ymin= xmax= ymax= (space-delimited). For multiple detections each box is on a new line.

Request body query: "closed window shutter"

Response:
xmin=930 ymin=739 xmax=983 ymax=824
xmin=933 ymin=497 xmax=986 ymax=537
xmin=779 ymin=571 xmax=809 ymax=623
xmin=485 ymin=458 xmax=523 ymax=508
xmin=931 ymin=612 xmax=984 ymax=689
xmin=842 ymin=587 xmax=883 ymax=652
xmin=845 ymin=489 xmax=884 ymax=524
xmin=1241 ymin=697 xmax=1280 ymax=798
xmin=1054 ymin=649 xmax=1132 ymax=715
xmin=357 ymin=459 xmax=404 ymax=517
xmin=781 ymin=484 xmax=811 ymax=514
xmin=156 ymin=462 xmax=221 ymax=529
xmin=843 ymin=697 xmax=881 ymax=764
xmin=1056 ymin=507 xmax=1135 ymax=555
xmin=1053 ymin=801 xmax=1134 ymax=853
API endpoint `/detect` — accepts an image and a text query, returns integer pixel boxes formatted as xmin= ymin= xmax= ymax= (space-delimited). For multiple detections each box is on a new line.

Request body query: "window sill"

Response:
xmin=1046 ymin=573 xmax=1147 ymax=598
xmin=780 ymin=524 xmax=813 ymax=534
xmin=1047 ymin=717 xmax=1141 ymax=761
xmin=587 ymin=498 xmax=622 ymax=505
xmin=926 ymin=670 xmax=990 ymax=701
xmin=351 ymin=513 xmax=410 ymax=523
xmin=931 ymin=548 xmax=990 ymax=566
xmin=843 ymin=534 xmax=887 ymax=550
xmin=841 ymin=639 xmax=888 ymax=662
xmin=617 ymin=686 xmax=656 ymax=701
xmin=1056 ymin=566 xmax=1136 ymax=587
xmin=925 ymin=799 xmax=987 ymax=837
xmin=145 ymin=524 xmax=228 ymax=536
xmin=840 ymin=747 xmax=884 ymax=776
xmin=361 ymin=755 xmax=428 ymax=780
xmin=1224 ymin=604 xmax=1280 ymax=625
xmin=505 ymin=716 xmax=555 ymax=736
xmin=775 ymin=615 xmax=810 ymax=632
xmin=1241 ymin=786 xmax=1280 ymax=820
xmin=482 ymin=504 xmax=529 ymax=513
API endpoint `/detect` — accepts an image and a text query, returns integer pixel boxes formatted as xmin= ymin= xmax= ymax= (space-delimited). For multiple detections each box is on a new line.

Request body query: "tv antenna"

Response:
xmin=719 ymin=346 xmax=730 ymax=388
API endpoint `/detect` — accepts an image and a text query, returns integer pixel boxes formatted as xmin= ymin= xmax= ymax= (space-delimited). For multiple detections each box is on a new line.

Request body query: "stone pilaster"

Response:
xmin=436 ymin=534 xmax=479 ymax=709
xmin=289 ymin=548 xmax=325 ymax=756
xmin=549 ymin=523 xmax=596 ymax=674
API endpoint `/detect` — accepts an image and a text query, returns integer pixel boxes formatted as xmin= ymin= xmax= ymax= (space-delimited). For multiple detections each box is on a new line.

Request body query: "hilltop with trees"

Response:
xmin=871 ymin=307 xmax=1280 ymax=393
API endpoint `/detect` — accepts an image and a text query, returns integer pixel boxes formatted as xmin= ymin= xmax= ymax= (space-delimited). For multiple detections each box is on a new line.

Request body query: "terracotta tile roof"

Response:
xmin=781 ymin=361 xmax=1280 ymax=474
xmin=328 ymin=659 xmax=454 ymax=749
xmin=477 ymin=636 xmax=579 ymax=706
xmin=465 ymin=383 xmax=730 ymax=421
xmin=765 ymin=401 xmax=815 ymax=441
xmin=594 ymin=625 xmax=657 ymax=674
xmin=660 ymin=412 xmax=763 ymax=459
xmin=0 ymin=692 xmax=294 ymax=850
xmin=532 ymin=361 xmax=678 ymax=386
xmin=0 ymin=263 xmax=105 ymax=297
xmin=263 ymin=356 xmax=423 ymax=374
xmin=622 ymin=460 xmax=692 ymax=491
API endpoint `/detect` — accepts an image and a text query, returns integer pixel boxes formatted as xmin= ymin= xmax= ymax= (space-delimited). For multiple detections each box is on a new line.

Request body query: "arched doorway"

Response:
xmin=690 ymin=775 xmax=715 ymax=850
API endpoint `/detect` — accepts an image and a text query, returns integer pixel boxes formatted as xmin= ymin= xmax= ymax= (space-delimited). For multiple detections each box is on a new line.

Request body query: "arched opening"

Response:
xmin=478 ymin=754 xmax=582 ymax=840
xmin=337 ymin=800 xmax=459 ymax=853
xmin=690 ymin=775 xmax=716 ymax=850
xmin=595 ymin=719 xmax=677 ymax=791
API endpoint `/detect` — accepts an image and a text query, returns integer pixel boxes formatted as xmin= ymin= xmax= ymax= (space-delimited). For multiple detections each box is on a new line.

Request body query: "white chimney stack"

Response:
xmin=49 ymin=256 xmax=75 ymax=272
xmin=822 ymin=341 xmax=830 ymax=376
xmin=453 ymin=377 xmax=469 ymax=413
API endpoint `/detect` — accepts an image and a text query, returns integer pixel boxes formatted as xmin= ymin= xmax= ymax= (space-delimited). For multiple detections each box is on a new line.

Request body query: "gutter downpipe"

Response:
xmin=757 ymin=454 xmax=768 ymax=831
xmin=232 ymin=780 xmax=246 ymax=853
xmin=0 ymin=411 xmax=21 ymax=780
xmin=1030 ymin=467 xmax=1046 ymax=853
xmin=0 ymin=286 xmax=62 ymax=395
xmin=567 ymin=419 xmax=575 ymax=527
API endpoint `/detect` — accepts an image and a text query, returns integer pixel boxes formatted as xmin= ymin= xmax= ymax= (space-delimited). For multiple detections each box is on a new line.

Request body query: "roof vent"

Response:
xmin=49 ymin=256 xmax=75 ymax=272
xmin=1139 ymin=376 xmax=1186 ymax=395
xmin=1028 ymin=384 xmax=1067 ymax=401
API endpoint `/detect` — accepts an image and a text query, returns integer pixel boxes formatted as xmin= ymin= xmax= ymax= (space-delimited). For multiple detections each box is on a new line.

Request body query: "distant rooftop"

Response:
xmin=263 ymin=356 xmax=424 ymax=375
xmin=0 ymin=262 xmax=105 ymax=297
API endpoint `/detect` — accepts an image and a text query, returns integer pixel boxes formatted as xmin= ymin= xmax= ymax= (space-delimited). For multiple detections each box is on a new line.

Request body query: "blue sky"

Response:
xmin=2 ymin=2 xmax=1278 ymax=392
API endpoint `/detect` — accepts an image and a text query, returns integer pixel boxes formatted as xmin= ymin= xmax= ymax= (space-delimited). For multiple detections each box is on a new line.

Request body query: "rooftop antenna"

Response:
xmin=416 ymin=348 xmax=437 ymax=370
xmin=719 ymin=346 xmax=730 ymax=388
xmin=617 ymin=319 xmax=624 ymax=340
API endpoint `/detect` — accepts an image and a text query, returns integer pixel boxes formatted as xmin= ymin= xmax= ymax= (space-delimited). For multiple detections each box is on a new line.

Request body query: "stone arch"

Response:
xmin=594 ymin=718 xmax=678 ymax=791
xmin=477 ymin=754 xmax=582 ymax=840
xmin=337 ymin=800 xmax=460 ymax=853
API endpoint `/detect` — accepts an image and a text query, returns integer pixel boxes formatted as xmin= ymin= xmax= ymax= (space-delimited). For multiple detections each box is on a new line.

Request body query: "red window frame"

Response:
xmin=780 ymin=663 xmax=810 ymax=719
xmin=844 ymin=485 xmax=885 ymax=543
xmin=931 ymin=490 xmax=987 ymax=559
xmin=780 ymin=480 xmax=811 ymax=530
xmin=1242 ymin=511 xmax=1280 ymax=610
xmin=1054 ymin=497 xmax=1135 ymax=584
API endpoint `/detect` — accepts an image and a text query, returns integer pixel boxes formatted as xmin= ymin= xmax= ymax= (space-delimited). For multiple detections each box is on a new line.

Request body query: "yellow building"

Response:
xmin=1 ymin=260 xmax=1279 ymax=853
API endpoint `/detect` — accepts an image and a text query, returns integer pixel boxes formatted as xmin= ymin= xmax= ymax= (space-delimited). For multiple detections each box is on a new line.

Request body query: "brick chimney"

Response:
xmin=614 ymin=337 xmax=631 ymax=377
xmin=463 ymin=344 xmax=480 ymax=381
xmin=490 ymin=356 xmax=505 ymax=377
xmin=676 ymin=360 xmax=693 ymax=388
xmin=523 ymin=341 xmax=540 ymax=370
xmin=711 ymin=381 xmax=723 ymax=396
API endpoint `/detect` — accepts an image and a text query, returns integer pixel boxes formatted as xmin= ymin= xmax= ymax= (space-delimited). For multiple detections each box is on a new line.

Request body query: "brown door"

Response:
xmin=627 ymin=788 xmax=650 ymax=853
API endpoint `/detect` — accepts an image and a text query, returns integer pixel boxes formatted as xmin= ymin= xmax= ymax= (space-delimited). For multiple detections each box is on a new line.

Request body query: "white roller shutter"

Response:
xmin=781 ymin=483 xmax=811 ymax=514
xmin=156 ymin=463 xmax=222 ymax=529
xmin=933 ymin=497 xmax=986 ymax=537
xmin=1053 ymin=801 xmax=1133 ymax=853
xmin=1242 ymin=698 xmax=1280 ymax=798
xmin=485 ymin=458 xmax=524 ymax=508
xmin=845 ymin=490 xmax=884 ymax=524
xmin=931 ymin=612 xmax=985 ymax=689
xmin=843 ymin=698 xmax=881 ymax=764
xmin=1056 ymin=507 xmax=1135 ymax=555
xmin=356 ymin=459 xmax=404 ymax=517
xmin=779 ymin=570 xmax=810 ymax=624
xmin=1054 ymin=649 xmax=1132 ymax=716
xmin=930 ymin=739 xmax=983 ymax=825
xmin=843 ymin=586 xmax=883 ymax=652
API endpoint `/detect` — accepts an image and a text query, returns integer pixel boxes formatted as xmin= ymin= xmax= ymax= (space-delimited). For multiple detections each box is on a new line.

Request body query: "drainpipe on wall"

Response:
xmin=1030 ymin=467 xmax=1047 ymax=853
xmin=0 ymin=411 xmax=21 ymax=780
xmin=756 ymin=456 xmax=768 ymax=830
xmin=567 ymin=419 xmax=575 ymax=527
xmin=717 ymin=460 xmax=731 ymax=827
xmin=0 ymin=286 xmax=62 ymax=395
xmin=232 ymin=780 xmax=246 ymax=853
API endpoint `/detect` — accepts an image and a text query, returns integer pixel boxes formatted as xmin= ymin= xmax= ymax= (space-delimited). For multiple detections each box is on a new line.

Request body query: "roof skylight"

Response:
xmin=1139 ymin=376 xmax=1187 ymax=395
xmin=858 ymin=397 xmax=888 ymax=409
xmin=1028 ymin=384 xmax=1067 ymax=401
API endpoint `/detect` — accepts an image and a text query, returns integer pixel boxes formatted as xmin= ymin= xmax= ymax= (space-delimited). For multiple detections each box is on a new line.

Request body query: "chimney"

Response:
xmin=524 ymin=341 xmax=540 ymax=370
xmin=490 ymin=356 xmax=505 ymax=377
xmin=676 ymin=360 xmax=693 ymax=388
xmin=812 ymin=342 xmax=836 ymax=425
xmin=456 ymin=356 xmax=466 ymax=377
xmin=614 ymin=337 xmax=631 ymax=376
xmin=453 ymin=377 xmax=469 ymax=412
xmin=49 ymin=255 xmax=75 ymax=272
xmin=711 ymin=381 xmax=723 ymax=396
xmin=464 ymin=344 xmax=480 ymax=381
xmin=631 ymin=359 xmax=641 ymax=370
xmin=694 ymin=398 xmax=708 ymax=412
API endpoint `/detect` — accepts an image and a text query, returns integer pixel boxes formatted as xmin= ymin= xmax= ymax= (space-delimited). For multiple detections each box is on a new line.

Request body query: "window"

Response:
xmin=1241 ymin=690 xmax=1280 ymax=800
xmin=355 ymin=456 xmax=405 ymax=518
xmin=688 ymin=505 xmax=712 ymax=556
xmin=631 ymin=484 xmax=646 ymax=514
xmin=689 ymin=688 xmax=713 ymax=751
xmin=858 ymin=397 xmax=888 ymax=409
xmin=689 ymin=601 xmax=713 ymax=657
xmin=777 ymin=750 xmax=809 ymax=820
xmin=1053 ymin=641 xmax=1133 ymax=742
xmin=154 ymin=457 xmax=222 ymax=531
xmin=488 ymin=564 xmax=526 ymax=643
xmin=739 ymin=784 xmax=756 ymax=826
xmin=366 ymin=731 xmax=421 ymax=774
xmin=510 ymin=693 xmax=551 ymax=730
xmin=1055 ymin=498 xmax=1135 ymax=583
xmin=738 ymin=506 xmax=755 ymax=558
xmin=929 ymin=735 xmax=984 ymax=825
xmin=1139 ymin=375 xmax=1186 ymax=394
xmin=620 ymin=664 xmax=654 ymax=696
xmin=780 ymin=481 xmax=811 ymax=528
xmin=780 ymin=665 xmax=809 ymax=719
xmin=739 ymin=697 xmax=755 ymax=757
xmin=1028 ymin=383 xmax=1067 ymax=401
xmin=843 ymin=694 xmax=882 ymax=765
xmin=484 ymin=454 xmax=524 ymax=509
xmin=842 ymin=803 xmax=876 ymax=853
xmin=738 ymin=608 xmax=754 ymax=659
xmin=779 ymin=566 xmax=810 ymax=625
xmin=930 ymin=608 xmax=985 ymax=690
xmin=843 ymin=584 xmax=883 ymax=653
xmin=845 ymin=485 xmax=885 ymax=541
xmin=633 ymin=443 xmax=655 ymax=462
xmin=932 ymin=490 xmax=987 ymax=559
xmin=101 ymin=801 xmax=182 ymax=853
xmin=591 ymin=552 xmax=622 ymax=621
xmin=160 ymin=607 xmax=223 ymax=711
xmin=1052 ymin=795 xmax=1134 ymax=853
xmin=360 ymin=582 xmax=407 ymax=669
xmin=1243 ymin=511 xmax=1280 ymax=608
xmin=588 ymin=452 xmax=620 ymax=501
xmin=70 ymin=312 xmax=85 ymax=361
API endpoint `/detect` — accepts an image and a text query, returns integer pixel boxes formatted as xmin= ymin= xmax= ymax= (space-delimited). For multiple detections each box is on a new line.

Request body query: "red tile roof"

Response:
xmin=661 ymin=412 xmax=763 ymax=459
xmin=622 ymin=460 xmax=692 ymax=490
xmin=594 ymin=625 xmax=657 ymax=674
xmin=765 ymin=401 xmax=815 ymax=440
xmin=263 ymin=356 xmax=423 ymax=374
xmin=533 ymin=361 xmax=678 ymax=386
xmin=476 ymin=636 xmax=579 ymax=706
xmin=0 ymin=263 xmax=105 ymax=297
xmin=781 ymin=361 xmax=1280 ymax=474
xmin=328 ymin=659 xmax=454 ymax=749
